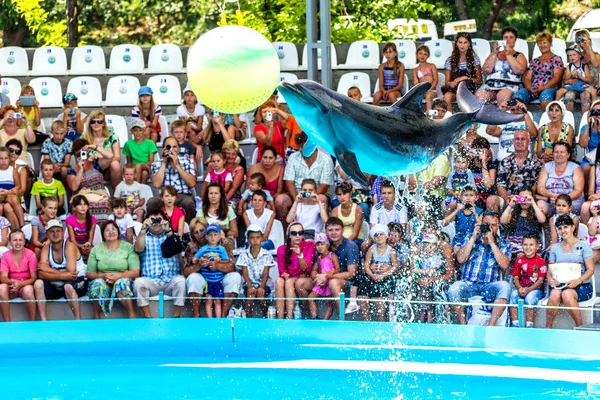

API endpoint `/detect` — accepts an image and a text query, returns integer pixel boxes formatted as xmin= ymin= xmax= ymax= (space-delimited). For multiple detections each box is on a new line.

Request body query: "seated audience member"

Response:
xmin=171 ymin=119 xmax=197 ymax=166
xmin=373 ymin=42 xmax=405 ymax=106
xmin=29 ymin=196 xmax=60 ymax=259
xmin=536 ymin=101 xmax=575 ymax=163
xmin=363 ymin=179 xmax=407 ymax=253
xmin=485 ymin=100 xmax=537 ymax=162
xmin=236 ymin=224 xmax=276 ymax=318
xmin=573 ymin=29 xmax=600 ymax=107
xmin=150 ymin=136 xmax=196 ymax=222
xmin=114 ymin=163 xmax=146 ymax=222
xmin=222 ymin=139 xmax=246 ymax=207
xmin=430 ymin=98 xmax=449 ymax=120
xmin=16 ymin=85 xmax=43 ymax=145
xmin=331 ymin=181 xmax=365 ymax=248
xmin=513 ymin=31 xmax=564 ymax=112
xmin=133 ymin=208 xmax=186 ymax=318
xmin=408 ymin=153 xmax=450 ymax=218
xmin=582 ymin=110 xmax=600 ymax=223
xmin=200 ymin=150 xmax=232 ymax=197
xmin=448 ymin=211 xmax=512 ymax=326
xmin=247 ymin=146 xmax=283 ymax=207
xmin=275 ymin=222 xmax=315 ymax=319
xmin=56 ymin=93 xmax=86 ymax=142
xmin=184 ymin=217 xmax=242 ymax=318
xmin=496 ymin=130 xmax=543 ymax=207
xmin=333 ymin=163 xmax=372 ymax=219
xmin=475 ymin=26 xmax=528 ymax=105
xmin=238 ymin=172 xmax=275 ymax=217
xmin=442 ymin=184 xmax=482 ymax=249
xmin=108 ymin=198 xmax=135 ymax=244
xmin=536 ymin=141 xmax=585 ymax=216
xmin=177 ymin=87 xmax=205 ymax=148
xmin=413 ymin=45 xmax=438 ymax=111
xmin=196 ymin=182 xmax=238 ymax=254
xmin=286 ymin=178 xmax=328 ymax=241
xmin=277 ymin=132 xmax=334 ymax=222
xmin=132 ymin=86 xmax=161 ymax=142
xmin=201 ymin=111 xmax=233 ymax=152
xmin=254 ymin=100 xmax=288 ymax=158
xmin=161 ymin=185 xmax=186 ymax=238
xmin=66 ymin=195 xmax=97 ymax=261
xmin=66 ymin=139 xmax=112 ymax=222
xmin=81 ymin=110 xmax=122 ymax=189
xmin=41 ymin=120 xmax=72 ymax=182
xmin=6 ymin=138 xmax=30 ymax=219
xmin=0 ymin=146 xmax=24 ymax=229
xmin=243 ymin=191 xmax=276 ymax=250
xmin=469 ymin=137 xmax=501 ymax=212
xmin=122 ymin=119 xmax=158 ymax=183
xmin=500 ymin=189 xmax=545 ymax=257
xmin=34 ymin=220 xmax=87 ymax=320
xmin=0 ymin=105 xmax=36 ymax=164
xmin=547 ymin=194 xmax=580 ymax=251
xmin=556 ymin=44 xmax=597 ymax=113
xmin=443 ymin=152 xmax=475 ymax=212
xmin=307 ymin=232 xmax=339 ymax=320
xmin=546 ymin=215 xmax=595 ymax=328
xmin=441 ymin=32 xmax=482 ymax=105
xmin=32 ymin=159 xmax=66 ymax=215
xmin=509 ymin=234 xmax=546 ymax=328
xmin=0 ymin=230 xmax=37 ymax=322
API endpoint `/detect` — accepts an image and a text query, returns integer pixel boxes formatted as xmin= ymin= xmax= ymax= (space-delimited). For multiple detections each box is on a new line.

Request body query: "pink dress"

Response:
xmin=312 ymin=252 xmax=335 ymax=296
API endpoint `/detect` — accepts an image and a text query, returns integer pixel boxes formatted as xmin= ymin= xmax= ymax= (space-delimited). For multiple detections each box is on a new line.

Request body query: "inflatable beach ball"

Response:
xmin=187 ymin=26 xmax=280 ymax=114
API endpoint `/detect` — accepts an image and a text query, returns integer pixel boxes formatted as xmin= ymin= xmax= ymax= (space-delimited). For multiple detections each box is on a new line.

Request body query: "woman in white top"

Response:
xmin=177 ymin=88 xmax=205 ymax=145
xmin=286 ymin=178 xmax=328 ymax=241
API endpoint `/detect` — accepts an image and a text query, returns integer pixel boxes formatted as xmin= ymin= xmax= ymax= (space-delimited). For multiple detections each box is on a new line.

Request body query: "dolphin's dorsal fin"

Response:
xmin=390 ymin=82 xmax=431 ymax=113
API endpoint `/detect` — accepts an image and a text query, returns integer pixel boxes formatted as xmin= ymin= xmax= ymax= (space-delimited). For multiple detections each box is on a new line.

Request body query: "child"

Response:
xmin=358 ymin=224 xmax=399 ymax=322
xmin=238 ymin=172 xmax=274 ymax=216
xmin=412 ymin=45 xmax=438 ymax=111
xmin=161 ymin=185 xmax=185 ymax=237
xmin=586 ymin=200 xmax=600 ymax=261
xmin=171 ymin=120 xmax=198 ymax=166
xmin=286 ymin=178 xmax=328 ymax=241
xmin=29 ymin=196 xmax=59 ymax=259
xmin=177 ymin=87 xmax=205 ymax=148
xmin=373 ymin=43 xmax=405 ymax=106
xmin=509 ymin=234 xmax=547 ymax=328
xmin=15 ymin=85 xmax=44 ymax=143
xmin=347 ymin=86 xmax=362 ymax=102
xmin=201 ymin=150 xmax=232 ymax=197
xmin=108 ymin=198 xmax=134 ymax=244
xmin=442 ymin=184 xmax=482 ymax=249
xmin=122 ymin=119 xmax=157 ymax=183
xmin=308 ymin=232 xmax=339 ymax=320
xmin=193 ymin=224 xmax=228 ymax=318
xmin=236 ymin=224 xmax=276 ymax=318
xmin=444 ymin=152 xmax=475 ymax=212
xmin=57 ymin=93 xmax=86 ymax=142
xmin=548 ymin=194 xmax=580 ymax=249
xmin=114 ymin=163 xmax=146 ymax=221
xmin=412 ymin=233 xmax=447 ymax=323
xmin=31 ymin=159 xmax=66 ymax=216
xmin=243 ymin=191 xmax=275 ymax=250
xmin=441 ymin=32 xmax=482 ymax=105
xmin=65 ymin=195 xmax=97 ymax=261
xmin=132 ymin=86 xmax=162 ymax=142
xmin=41 ymin=120 xmax=72 ymax=183
xmin=500 ymin=189 xmax=546 ymax=257
xmin=430 ymin=98 xmax=449 ymax=120
xmin=556 ymin=44 xmax=597 ymax=113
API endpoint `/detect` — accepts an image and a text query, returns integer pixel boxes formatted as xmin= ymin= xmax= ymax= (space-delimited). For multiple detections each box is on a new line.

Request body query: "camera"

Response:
xmin=427 ymin=110 xmax=438 ymax=117
xmin=302 ymin=191 xmax=312 ymax=198
xmin=507 ymin=99 xmax=518 ymax=107
xmin=576 ymin=37 xmax=584 ymax=44
xmin=515 ymin=195 xmax=527 ymax=203
xmin=151 ymin=217 xmax=162 ymax=225
xmin=14 ymin=112 xmax=22 ymax=118
xmin=79 ymin=150 xmax=87 ymax=160
xmin=480 ymin=224 xmax=491 ymax=234
xmin=591 ymin=109 xmax=600 ymax=117
xmin=464 ymin=203 xmax=473 ymax=209
xmin=69 ymin=107 xmax=76 ymax=115
xmin=265 ymin=111 xmax=273 ymax=121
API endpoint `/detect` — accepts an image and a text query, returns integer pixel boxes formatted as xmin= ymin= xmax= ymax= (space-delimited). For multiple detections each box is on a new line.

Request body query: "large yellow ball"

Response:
xmin=187 ymin=26 xmax=280 ymax=114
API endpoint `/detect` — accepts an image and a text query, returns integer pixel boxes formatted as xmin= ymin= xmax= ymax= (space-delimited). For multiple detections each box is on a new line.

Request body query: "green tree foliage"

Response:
xmin=10 ymin=0 xmax=67 ymax=45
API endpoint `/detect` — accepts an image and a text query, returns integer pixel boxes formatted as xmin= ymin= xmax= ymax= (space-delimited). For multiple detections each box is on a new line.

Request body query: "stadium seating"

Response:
xmin=31 ymin=46 xmax=68 ymax=76
xmin=336 ymin=72 xmax=372 ymax=102
xmin=514 ymin=38 xmax=530 ymax=62
xmin=108 ymin=44 xmax=145 ymax=75
xmin=0 ymin=46 xmax=29 ymax=77
xmin=300 ymin=43 xmax=338 ymax=70
xmin=29 ymin=77 xmax=64 ymax=108
xmin=272 ymin=42 xmax=300 ymax=71
xmin=392 ymin=40 xmax=417 ymax=69
xmin=146 ymin=44 xmax=184 ymax=74
xmin=105 ymin=114 xmax=129 ymax=147
xmin=471 ymin=38 xmax=491 ymax=63
xmin=278 ymin=73 xmax=299 ymax=103
xmin=424 ymin=39 xmax=453 ymax=69
xmin=532 ymin=37 xmax=567 ymax=65
xmin=69 ymin=45 xmax=107 ymax=75
xmin=339 ymin=40 xmax=380 ymax=69
xmin=104 ymin=76 xmax=141 ymax=107
xmin=0 ymin=78 xmax=22 ymax=105
xmin=66 ymin=77 xmax=103 ymax=107
xmin=146 ymin=75 xmax=182 ymax=106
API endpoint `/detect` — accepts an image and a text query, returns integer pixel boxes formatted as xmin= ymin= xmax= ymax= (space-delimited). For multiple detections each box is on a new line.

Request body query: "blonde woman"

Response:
xmin=81 ymin=110 xmax=122 ymax=189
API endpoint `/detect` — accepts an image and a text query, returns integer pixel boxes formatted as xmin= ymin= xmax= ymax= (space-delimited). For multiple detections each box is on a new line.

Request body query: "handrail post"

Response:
xmin=518 ymin=299 xmax=524 ymax=328
xmin=159 ymin=291 xmax=164 ymax=319
xmin=339 ymin=293 xmax=345 ymax=320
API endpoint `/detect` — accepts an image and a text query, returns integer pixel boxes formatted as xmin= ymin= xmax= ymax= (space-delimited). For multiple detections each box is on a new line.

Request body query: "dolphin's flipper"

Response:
xmin=334 ymin=149 xmax=370 ymax=187
xmin=390 ymin=82 xmax=432 ymax=113
xmin=456 ymin=81 xmax=523 ymax=125
xmin=456 ymin=81 xmax=485 ymax=113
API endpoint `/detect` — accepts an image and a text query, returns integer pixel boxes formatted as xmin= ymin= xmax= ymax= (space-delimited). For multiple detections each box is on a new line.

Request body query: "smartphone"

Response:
xmin=515 ymin=195 xmax=527 ymax=203
xmin=498 ymin=40 xmax=506 ymax=51
xmin=266 ymin=111 xmax=273 ymax=121
xmin=80 ymin=150 xmax=87 ymax=160
xmin=14 ymin=112 xmax=22 ymax=118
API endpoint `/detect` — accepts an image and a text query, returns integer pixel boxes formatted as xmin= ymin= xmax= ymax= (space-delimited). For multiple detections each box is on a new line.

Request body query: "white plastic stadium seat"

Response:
xmin=272 ymin=42 xmax=300 ymax=71
xmin=0 ymin=46 xmax=29 ymax=76
xmin=70 ymin=45 xmax=107 ymax=75
xmin=92 ymin=225 xmax=102 ymax=246
xmin=66 ymin=77 xmax=103 ymax=107
xmin=28 ymin=77 xmax=63 ymax=108
xmin=514 ymin=38 xmax=530 ymax=62
xmin=146 ymin=44 xmax=183 ymax=74
xmin=105 ymin=115 xmax=129 ymax=147
xmin=146 ymin=75 xmax=182 ymax=106
xmin=278 ymin=73 xmax=299 ymax=104
xmin=577 ymin=223 xmax=589 ymax=240
xmin=104 ymin=76 xmax=141 ymax=107
xmin=108 ymin=44 xmax=145 ymax=75
xmin=532 ymin=38 xmax=567 ymax=65
xmin=578 ymin=111 xmax=589 ymax=140
xmin=538 ymin=110 xmax=575 ymax=131
xmin=300 ymin=43 xmax=338 ymax=70
xmin=0 ymin=78 xmax=22 ymax=105
xmin=339 ymin=40 xmax=380 ymax=69
xmin=471 ymin=38 xmax=491 ymax=63
xmin=337 ymin=72 xmax=371 ymax=102
xmin=21 ymin=224 xmax=32 ymax=241
xmin=424 ymin=39 xmax=453 ymax=69
xmin=157 ymin=115 xmax=170 ymax=146
xmin=31 ymin=46 xmax=68 ymax=76
xmin=392 ymin=40 xmax=417 ymax=69
xmin=268 ymin=219 xmax=285 ymax=252
xmin=373 ymin=74 xmax=409 ymax=99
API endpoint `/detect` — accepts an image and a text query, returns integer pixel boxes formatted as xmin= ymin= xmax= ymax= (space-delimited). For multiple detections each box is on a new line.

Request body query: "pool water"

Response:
xmin=1 ymin=319 xmax=599 ymax=399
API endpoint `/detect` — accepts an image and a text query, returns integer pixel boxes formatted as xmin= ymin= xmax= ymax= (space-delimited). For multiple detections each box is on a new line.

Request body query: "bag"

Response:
xmin=161 ymin=233 xmax=184 ymax=258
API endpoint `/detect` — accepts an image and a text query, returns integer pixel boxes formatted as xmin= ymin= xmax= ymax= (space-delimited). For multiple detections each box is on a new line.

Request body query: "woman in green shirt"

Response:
xmin=87 ymin=220 xmax=140 ymax=318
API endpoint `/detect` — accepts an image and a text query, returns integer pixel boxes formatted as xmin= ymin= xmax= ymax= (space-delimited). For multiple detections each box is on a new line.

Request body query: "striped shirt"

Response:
xmin=195 ymin=245 xmax=228 ymax=283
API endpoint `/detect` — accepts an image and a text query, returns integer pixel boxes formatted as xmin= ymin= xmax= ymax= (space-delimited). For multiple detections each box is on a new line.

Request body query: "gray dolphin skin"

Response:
xmin=277 ymin=80 xmax=524 ymax=186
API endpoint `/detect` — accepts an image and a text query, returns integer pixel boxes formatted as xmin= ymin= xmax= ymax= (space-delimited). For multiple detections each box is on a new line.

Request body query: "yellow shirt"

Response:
xmin=19 ymin=106 xmax=38 ymax=131
xmin=415 ymin=154 xmax=450 ymax=197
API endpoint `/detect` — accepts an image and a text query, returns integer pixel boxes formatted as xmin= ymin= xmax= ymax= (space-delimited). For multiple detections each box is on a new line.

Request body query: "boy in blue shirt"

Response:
xmin=193 ymin=223 xmax=228 ymax=318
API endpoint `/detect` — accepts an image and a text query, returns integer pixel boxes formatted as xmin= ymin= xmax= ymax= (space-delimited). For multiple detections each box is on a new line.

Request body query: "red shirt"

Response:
xmin=163 ymin=206 xmax=186 ymax=233
xmin=254 ymin=121 xmax=285 ymax=159
xmin=510 ymin=255 xmax=547 ymax=288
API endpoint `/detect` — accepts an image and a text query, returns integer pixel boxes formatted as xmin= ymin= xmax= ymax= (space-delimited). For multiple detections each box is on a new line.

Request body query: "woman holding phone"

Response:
xmin=254 ymin=100 xmax=288 ymax=160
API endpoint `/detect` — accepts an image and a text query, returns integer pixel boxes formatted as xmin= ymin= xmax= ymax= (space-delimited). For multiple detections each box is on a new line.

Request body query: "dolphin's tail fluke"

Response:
xmin=456 ymin=81 xmax=524 ymax=125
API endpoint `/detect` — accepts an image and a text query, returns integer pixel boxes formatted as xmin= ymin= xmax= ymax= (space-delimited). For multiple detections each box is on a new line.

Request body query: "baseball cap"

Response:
xmin=130 ymin=119 xmax=146 ymax=130
xmin=46 ymin=219 xmax=63 ymax=231
xmin=62 ymin=93 xmax=78 ymax=105
xmin=205 ymin=224 xmax=222 ymax=234
xmin=370 ymin=224 xmax=389 ymax=239
xmin=138 ymin=86 xmax=153 ymax=96
xmin=246 ymin=224 xmax=263 ymax=237
xmin=566 ymin=44 xmax=583 ymax=56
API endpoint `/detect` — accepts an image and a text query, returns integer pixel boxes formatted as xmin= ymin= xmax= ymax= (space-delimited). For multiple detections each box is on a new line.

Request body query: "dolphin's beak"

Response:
xmin=279 ymin=81 xmax=329 ymax=112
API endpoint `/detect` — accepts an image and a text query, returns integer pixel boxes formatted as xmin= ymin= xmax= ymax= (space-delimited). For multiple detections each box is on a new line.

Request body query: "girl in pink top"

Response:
xmin=161 ymin=185 xmax=185 ymax=237
xmin=275 ymin=222 xmax=315 ymax=319
xmin=65 ymin=195 xmax=97 ymax=261
xmin=0 ymin=230 xmax=38 ymax=321
xmin=201 ymin=150 xmax=232 ymax=197
xmin=308 ymin=233 xmax=340 ymax=320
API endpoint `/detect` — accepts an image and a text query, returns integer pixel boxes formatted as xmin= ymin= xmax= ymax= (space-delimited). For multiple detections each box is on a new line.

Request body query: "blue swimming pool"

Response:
xmin=1 ymin=320 xmax=599 ymax=399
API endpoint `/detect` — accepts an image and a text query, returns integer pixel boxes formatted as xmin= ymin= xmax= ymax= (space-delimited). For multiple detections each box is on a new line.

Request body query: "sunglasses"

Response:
xmin=289 ymin=230 xmax=305 ymax=237
xmin=194 ymin=229 xmax=205 ymax=235
xmin=8 ymin=148 xmax=22 ymax=155
xmin=90 ymin=120 xmax=104 ymax=125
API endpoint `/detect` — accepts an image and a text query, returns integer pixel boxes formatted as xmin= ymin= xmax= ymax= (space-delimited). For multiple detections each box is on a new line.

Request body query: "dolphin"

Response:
xmin=277 ymin=80 xmax=523 ymax=186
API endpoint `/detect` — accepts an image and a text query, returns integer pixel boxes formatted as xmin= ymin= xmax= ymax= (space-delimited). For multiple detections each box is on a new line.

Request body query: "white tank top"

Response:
xmin=295 ymin=203 xmax=324 ymax=233
xmin=247 ymin=208 xmax=274 ymax=233
xmin=49 ymin=242 xmax=87 ymax=277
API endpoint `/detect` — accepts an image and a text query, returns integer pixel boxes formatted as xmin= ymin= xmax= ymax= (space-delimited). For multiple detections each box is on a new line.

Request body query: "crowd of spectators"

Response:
xmin=0 ymin=27 xmax=599 ymax=328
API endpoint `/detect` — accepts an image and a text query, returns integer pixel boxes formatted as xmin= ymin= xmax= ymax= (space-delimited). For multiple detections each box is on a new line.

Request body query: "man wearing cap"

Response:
xmin=276 ymin=132 xmax=335 ymax=222
xmin=150 ymin=136 xmax=197 ymax=222
xmin=123 ymin=119 xmax=158 ymax=183
xmin=133 ymin=209 xmax=187 ymax=318
xmin=448 ymin=211 xmax=512 ymax=326
xmin=56 ymin=93 xmax=86 ymax=142
xmin=33 ymin=220 xmax=87 ymax=320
